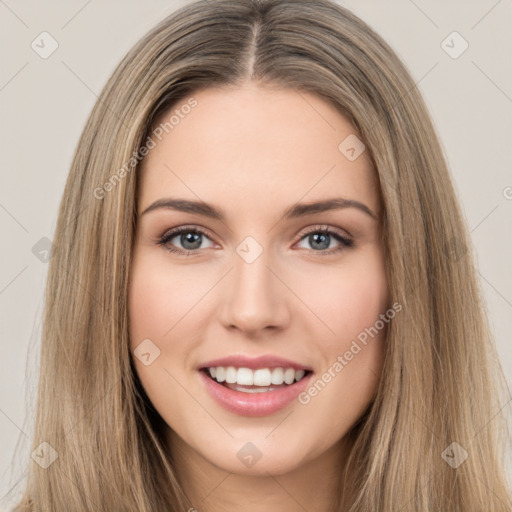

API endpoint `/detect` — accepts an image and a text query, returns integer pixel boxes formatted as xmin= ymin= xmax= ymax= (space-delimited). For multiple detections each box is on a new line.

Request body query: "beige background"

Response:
xmin=1 ymin=0 xmax=511 ymax=508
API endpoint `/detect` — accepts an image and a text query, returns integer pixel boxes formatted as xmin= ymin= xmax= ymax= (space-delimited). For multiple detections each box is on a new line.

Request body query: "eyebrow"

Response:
xmin=140 ymin=197 xmax=378 ymax=221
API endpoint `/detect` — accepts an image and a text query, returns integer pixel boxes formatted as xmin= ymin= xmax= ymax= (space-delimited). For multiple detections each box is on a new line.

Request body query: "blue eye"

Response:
xmin=157 ymin=225 xmax=353 ymax=256
xmin=158 ymin=226 xmax=214 ymax=255
xmin=296 ymin=226 xmax=354 ymax=254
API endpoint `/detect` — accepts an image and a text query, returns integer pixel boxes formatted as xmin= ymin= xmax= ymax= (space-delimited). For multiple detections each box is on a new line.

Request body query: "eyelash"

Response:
xmin=157 ymin=224 xmax=354 ymax=256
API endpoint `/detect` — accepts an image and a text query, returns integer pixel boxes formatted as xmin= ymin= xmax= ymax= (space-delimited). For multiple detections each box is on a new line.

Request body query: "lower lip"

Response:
xmin=199 ymin=370 xmax=313 ymax=417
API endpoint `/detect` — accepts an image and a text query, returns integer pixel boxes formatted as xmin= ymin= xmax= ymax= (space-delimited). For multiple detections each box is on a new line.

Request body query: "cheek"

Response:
xmin=128 ymin=255 xmax=188 ymax=387
xmin=128 ymin=256 xmax=198 ymax=422
xmin=128 ymin=254 xmax=202 ymax=349
xmin=299 ymin=248 xmax=388 ymax=422
xmin=305 ymin=247 xmax=389 ymax=343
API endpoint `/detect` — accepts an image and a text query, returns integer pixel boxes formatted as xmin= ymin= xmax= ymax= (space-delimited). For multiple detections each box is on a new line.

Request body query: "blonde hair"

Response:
xmin=13 ymin=0 xmax=511 ymax=510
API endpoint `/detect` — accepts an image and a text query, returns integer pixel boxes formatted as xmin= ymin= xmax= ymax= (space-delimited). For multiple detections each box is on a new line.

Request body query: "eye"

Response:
xmin=295 ymin=225 xmax=354 ymax=254
xmin=157 ymin=226 xmax=215 ymax=255
xmin=157 ymin=224 xmax=354 ymax=256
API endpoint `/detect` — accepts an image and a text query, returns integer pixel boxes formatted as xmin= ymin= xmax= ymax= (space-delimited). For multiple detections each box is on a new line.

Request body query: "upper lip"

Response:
xmin=199 ymin=354 xmax=313 ymax=372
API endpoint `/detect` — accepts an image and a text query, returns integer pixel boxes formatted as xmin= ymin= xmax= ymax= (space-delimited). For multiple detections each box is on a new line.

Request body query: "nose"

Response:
xmin=218 ymin=248 xmax=291 ymax=336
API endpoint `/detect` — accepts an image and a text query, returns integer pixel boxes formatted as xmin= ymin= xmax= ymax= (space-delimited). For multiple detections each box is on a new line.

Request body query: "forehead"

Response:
xmin=138 ymin=84 xmax=378 ymax=215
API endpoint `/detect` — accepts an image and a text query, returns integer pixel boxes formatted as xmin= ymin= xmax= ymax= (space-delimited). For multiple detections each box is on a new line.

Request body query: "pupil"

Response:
xmin=181 ymin=232 xmax=202 ymax=250
xmin=310 ymin=233 xmax=329 ymax=250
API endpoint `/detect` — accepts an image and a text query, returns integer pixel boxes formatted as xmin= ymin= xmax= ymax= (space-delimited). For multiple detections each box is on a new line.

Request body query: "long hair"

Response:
xmin=13 ymin=0 xmax=511 ymax=510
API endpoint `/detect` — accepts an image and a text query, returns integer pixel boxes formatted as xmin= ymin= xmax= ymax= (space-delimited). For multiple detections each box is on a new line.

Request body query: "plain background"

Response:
xmin=1 ymin=0 xmax=511 ymax=508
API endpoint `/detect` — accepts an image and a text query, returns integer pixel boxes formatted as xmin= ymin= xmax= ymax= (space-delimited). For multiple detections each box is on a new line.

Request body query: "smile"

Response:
xmin=199 ymin=367 xmax=314 ymax=416
xmin=206 ymin=366 xmax=309 ymax=389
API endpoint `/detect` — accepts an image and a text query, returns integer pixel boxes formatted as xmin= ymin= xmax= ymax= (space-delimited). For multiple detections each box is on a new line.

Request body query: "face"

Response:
xmin=129 ymin=83 xmax=389 ymax=477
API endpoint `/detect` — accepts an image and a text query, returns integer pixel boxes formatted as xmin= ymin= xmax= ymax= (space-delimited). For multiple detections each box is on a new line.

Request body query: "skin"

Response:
xmin=129 ymin=83 xmax=389 ymax=512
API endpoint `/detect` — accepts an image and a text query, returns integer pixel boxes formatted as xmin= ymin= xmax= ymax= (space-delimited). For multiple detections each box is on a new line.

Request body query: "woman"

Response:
xmin=14 ymin=0 xmax=511 ymax=510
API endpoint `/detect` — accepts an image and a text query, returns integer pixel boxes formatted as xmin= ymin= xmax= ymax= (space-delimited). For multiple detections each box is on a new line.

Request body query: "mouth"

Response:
xmin=199 ymin=366 xmax=314 ymax=416
xmin=200 ymin=366 xmax=313 ymax=393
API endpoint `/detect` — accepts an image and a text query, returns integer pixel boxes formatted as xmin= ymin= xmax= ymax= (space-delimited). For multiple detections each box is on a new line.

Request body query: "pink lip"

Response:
xmin=199 ymin=354 xmax=312 ymax=371
xmin=199 ymin=370 xmax=313 ymax=417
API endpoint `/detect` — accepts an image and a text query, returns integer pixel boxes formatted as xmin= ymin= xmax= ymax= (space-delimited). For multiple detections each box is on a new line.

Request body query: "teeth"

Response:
xmin=270 ymin=367 xmax=284 ymax=385
xmin=253 ymin=369 xmax=271 ymax=386
xmin=284 ymin=368 xmax=295 ymax=384
xmin=225 ymin=366 xmax=237 ymax=384
xmin=295 ymin=369 xmax=305 ymax=381
xmin=214 ymin=367 xmax=225 ymax=382
xmin=207 ymin=366 xmax=308 ymax=386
